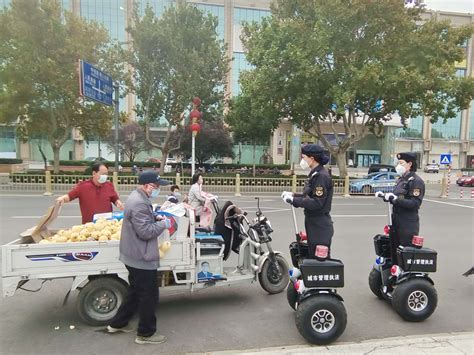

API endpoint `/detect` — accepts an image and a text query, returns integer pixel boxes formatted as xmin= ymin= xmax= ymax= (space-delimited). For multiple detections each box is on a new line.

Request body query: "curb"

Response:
xmin=197 ymin=332 xmax=473 ymax=355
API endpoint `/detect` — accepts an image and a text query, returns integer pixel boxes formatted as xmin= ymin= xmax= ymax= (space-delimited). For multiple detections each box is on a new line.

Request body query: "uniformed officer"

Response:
xmin=282 ymin=144 xmax=334 ymax=258
xmin=386 ymin=152 xmax=425 ymax=247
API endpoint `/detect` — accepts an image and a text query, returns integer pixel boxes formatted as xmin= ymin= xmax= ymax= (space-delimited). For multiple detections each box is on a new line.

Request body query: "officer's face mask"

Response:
xmin=396 ymin=163 xmax=407 ymax=175
xmin=300 ymin=158 xmax=310 ymax=170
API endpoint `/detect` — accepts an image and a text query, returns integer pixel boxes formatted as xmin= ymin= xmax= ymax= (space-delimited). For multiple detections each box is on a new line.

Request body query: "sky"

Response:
xmin=422 ymin=0 xmax=473 ymax=13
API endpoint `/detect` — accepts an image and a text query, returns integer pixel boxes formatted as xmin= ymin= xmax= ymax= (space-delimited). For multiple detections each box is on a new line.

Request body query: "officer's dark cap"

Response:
xmin=397 ymin=152 xmax=417 ymax=164
xmin=302 ymin=144 xmax=324 ymax=158
xmin=138 ymin=170 xmax=170 ymax=186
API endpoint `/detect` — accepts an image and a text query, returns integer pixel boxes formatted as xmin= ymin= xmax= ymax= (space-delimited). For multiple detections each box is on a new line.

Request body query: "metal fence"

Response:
xmin=0 ymin=172 xmax=407 ymax=196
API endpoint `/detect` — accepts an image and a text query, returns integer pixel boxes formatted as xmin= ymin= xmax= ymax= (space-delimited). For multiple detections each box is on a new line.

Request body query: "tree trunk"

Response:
xmin=335 ymin=150 xmax=348 ymax=178
xmin=37 ymin=144 xmax=48 ymax=171
xmin=160 ymin=148 xmax=168 ymax=175
xmin=252 ymin=142 xmax=256 ymax=177
xmin=52 ymin=146 xmax=60 ymax=174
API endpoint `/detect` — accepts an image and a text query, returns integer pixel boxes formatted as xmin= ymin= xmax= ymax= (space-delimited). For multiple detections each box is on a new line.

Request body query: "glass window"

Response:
xmin=456 ymin=69 xmax=466 ymax=77
xmin=0 ymin=126 xmax=16 ymax=153
xmin=80 ymin=0 xmax=126 ymax=42
xmin=431 ymin=110 xmax=461 ymax=139
xmin=194 ymin=3 xmax=224 ymax=40
xmin=137 ymin=0 xmax=175 ymax=18
xmin=232 ymin=52 xmax=254 ymax=95
xmin=396 ymin=116 xmax=423 ymax=138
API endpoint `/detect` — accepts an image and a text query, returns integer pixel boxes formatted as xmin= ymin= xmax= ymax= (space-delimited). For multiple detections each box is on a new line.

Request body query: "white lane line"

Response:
xmin=11 ymin=216 xmax=81 ymax=219
xmin=424 ymin=198 xmax=474 ymax=209
xmin=333 ymin=203 xmax=375 ymax=206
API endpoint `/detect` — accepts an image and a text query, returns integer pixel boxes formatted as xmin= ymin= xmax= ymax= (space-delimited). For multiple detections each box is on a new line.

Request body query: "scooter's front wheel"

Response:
xmin=368 ymin=268 xmax=384 ymax=300
xmin=392 ymin=278 xmax=437 ymax=322
xmin=295 ymin=295 xmax=347 ymax=345
xmin=258 ymin=255 xmax=289 ymax=294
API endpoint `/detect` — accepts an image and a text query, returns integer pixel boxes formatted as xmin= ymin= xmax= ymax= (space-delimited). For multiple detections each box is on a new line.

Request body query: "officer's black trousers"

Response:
xmin=305 ymin=215 xmax=334 ymax=258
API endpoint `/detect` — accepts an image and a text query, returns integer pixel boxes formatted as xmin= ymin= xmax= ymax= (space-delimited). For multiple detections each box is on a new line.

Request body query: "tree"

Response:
xmin=0 ymin=0 xmax=122 ymax=173
xmin=241 ymin=0 xmax=474 ymax=177
xmin=226 ymin=78 xmax=279 ymax=175
xmin=174 ymin=120 xmax=234 ymax=164
xmin=105 ymin=121 xmax=153 ymax=162
xmin=128 ymin=3 xmax=228 ymax=175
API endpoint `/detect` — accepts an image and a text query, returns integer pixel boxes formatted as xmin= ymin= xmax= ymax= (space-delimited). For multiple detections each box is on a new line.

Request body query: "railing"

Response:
xmin=1 ymin=172 xmax=404 ymax=197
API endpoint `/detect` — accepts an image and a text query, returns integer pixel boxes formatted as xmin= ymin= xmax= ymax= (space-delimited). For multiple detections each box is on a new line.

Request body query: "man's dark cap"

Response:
xmin=138 ymin=170 xmax=170 ymax=186
xmin=397 ymin=152 xmax=417 ymax=163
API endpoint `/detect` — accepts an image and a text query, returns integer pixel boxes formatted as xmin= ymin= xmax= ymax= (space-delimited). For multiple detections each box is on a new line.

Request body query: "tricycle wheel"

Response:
xmin=295 ymin=294 xmax=347 ymax=345
xmin=287 ymin=282 xmax=298 ymax=310
xmin=258 ymin=255 xmax=289 ymax=294
xmin=368 ymin=268 xmax=384 ymax=299
xmin=392 ymin=278 xmax=437 ymax=322
xmin=77 ymin=277 xmax=128 ymax=326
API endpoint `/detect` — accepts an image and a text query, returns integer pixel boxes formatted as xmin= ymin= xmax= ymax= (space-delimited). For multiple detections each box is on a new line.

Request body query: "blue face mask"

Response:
xmin=150 ymin=188 xmax=160 ymax=199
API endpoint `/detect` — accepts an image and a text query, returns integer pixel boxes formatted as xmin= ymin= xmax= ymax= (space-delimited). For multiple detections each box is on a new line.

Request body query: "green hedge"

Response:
xmin=0 ymin=158 xmax=23 ymax=164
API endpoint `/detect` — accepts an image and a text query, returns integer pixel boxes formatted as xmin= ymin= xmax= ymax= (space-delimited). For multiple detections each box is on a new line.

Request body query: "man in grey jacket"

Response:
xmin=107 ymin=170 xmax=171 ymax=345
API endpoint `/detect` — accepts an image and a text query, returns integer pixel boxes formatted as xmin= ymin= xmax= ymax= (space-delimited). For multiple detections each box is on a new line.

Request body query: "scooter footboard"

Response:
xmin=300 ymin=258 xmax=344 ymax=288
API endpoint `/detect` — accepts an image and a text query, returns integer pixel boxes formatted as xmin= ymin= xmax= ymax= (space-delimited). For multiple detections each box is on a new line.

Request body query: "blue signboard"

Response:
xmin=79 ymin=60 xmax=113 ymax=106
xmin=440 ymin=154 xmax=452 ymax=165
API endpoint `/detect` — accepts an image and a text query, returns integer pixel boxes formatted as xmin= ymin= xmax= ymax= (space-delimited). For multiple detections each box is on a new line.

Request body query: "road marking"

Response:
xmin=424 ymin=199 xmax=474 ymax=209
xmin=332 ymin=215 xmax=385 ymax=217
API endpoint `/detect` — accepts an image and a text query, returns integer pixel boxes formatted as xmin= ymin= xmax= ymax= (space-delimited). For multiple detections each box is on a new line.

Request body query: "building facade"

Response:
xmin=1 ymin=1 xmax=473 ymax=168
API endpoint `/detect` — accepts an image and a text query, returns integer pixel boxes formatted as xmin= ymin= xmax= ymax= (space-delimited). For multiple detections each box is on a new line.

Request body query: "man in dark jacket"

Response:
xmin=107 ymin=171 xmax=171 ymax=345
xmin=282 ymin=144 xmax=334 ymax=257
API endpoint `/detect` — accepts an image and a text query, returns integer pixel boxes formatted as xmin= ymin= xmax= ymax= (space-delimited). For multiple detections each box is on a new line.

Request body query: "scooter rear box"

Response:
xmin=289 ymin=241 xmax=308 ymax=267
xmin=373 ymin=234 xmax=391 ymax=258
xmin=300 ymin=258 xmax=344 ymax=288
xmin=396 ymin=246 xmax=437 ymax=272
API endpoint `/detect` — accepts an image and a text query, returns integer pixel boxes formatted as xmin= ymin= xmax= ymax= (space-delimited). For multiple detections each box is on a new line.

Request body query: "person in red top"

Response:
xmin=56 ymin=162 xmax=124 ymax=224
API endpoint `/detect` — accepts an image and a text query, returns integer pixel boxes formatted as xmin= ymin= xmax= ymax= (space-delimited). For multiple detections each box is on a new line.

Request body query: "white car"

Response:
xmin=424 ymin=164 xmax=439 ymax=173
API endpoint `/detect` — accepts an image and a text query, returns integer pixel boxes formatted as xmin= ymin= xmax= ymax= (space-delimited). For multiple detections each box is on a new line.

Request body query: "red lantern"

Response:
xmin=189 ymin=110 xmax=202 ymax=120
xmin=190 ymin=123 xmax=201 ymax=133
xmin=192 ymin=97 xmax=201 ymax=107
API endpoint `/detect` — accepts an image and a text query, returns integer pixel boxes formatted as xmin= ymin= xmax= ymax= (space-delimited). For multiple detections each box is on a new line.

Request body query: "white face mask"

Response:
xmin=98 ymin=175 xmax=108 ymax=184
xmin=300 ymin=158 xmax=310 ymax=170
xmin=395 ymin=164 xmax=406 ymax=175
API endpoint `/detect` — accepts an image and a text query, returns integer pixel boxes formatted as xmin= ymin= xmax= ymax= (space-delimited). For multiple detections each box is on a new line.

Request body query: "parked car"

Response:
xmin=457 ymin=171 xmax=474 ymax=186
xmin=424 ymin=163 xmax=439 ymax=173
xmin=367 ymin=164 xmax=396 ymax=174
xmin=84 ymin=157 xmax=109 ymax=162
xmin=145 ymin=158 xmax=161 ymax=164
xmin=350 ymin=172 xmax=400 ymax=195
xmin=166 ymin=157 xmax=178 ymax=164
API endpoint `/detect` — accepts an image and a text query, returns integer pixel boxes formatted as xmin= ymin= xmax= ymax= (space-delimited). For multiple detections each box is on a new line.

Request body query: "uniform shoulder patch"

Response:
xmin=413 ymin=188 xmax=421 ymax=197
xmin=314 ymin=186 xmax=324 ymax=197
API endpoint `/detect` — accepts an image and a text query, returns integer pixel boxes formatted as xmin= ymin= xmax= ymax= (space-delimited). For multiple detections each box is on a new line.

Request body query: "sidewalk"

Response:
xmin=203 ymin=332 xmax=473 ymax=355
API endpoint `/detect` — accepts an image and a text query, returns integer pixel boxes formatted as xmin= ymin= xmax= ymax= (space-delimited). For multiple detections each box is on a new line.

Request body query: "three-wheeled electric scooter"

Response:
xmin=286 ymin=206 xmax=347 ymax=345
xmin=369 ymin=191 xmax=438 ymax=321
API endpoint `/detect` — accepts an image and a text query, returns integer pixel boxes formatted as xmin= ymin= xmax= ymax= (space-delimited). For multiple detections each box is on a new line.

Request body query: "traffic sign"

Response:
xmin=440 ymin=154 xmax=452 ymax=165
xmin=79 ymin=60 xmax=113 ymax=106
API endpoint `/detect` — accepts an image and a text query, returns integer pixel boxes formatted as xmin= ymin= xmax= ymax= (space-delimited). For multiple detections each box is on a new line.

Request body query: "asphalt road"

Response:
xmin=0 ymin=192 xmax=473 ymax=354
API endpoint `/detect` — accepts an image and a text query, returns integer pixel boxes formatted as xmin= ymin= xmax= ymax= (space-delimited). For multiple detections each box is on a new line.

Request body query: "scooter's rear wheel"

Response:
xmin=368 ymin=268 xmax=384 ymax=300
xmin=286 ymin=282 xmax=298 ymax=310
xmin=258 ymin=255 xmax=289 ymax=294
xmin=295 ymin=295 xmax=347 ymax=345
xmin=392 ymin=278 xmax=437 ymax=322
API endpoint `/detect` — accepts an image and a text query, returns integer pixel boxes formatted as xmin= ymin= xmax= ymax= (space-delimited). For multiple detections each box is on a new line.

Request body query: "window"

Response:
xmin=456 ymin=69 xmax=466 ymax=77
xmin=232 ymin=52 xmax=253 ymax=95
xmin=431 ymin=110 xmax=461 ymax=140
xmin=195 ymin=3 xmax=225 ymax=40
xmin=137 ymin=0 xmax=174 ymax=18
xmin=80 ymin=0 xmax=126 ymax=42
xmin=396 ymin=116 xmax=423 ymax=138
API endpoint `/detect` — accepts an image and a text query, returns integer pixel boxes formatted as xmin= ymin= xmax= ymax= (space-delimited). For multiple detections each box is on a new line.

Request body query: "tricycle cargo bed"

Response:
xmin=2 ymin=238 xmax=194 ymax=279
